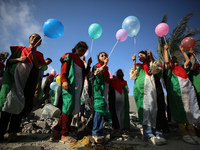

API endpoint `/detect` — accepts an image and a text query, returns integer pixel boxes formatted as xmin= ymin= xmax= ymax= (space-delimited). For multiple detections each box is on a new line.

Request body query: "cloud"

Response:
xmin=0 ymin=0 xmax=42 ymax=53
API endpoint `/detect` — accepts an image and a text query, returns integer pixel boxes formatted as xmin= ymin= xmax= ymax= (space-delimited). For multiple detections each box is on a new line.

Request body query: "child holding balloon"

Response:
xmin=90 ymin=52 xmax=111 ymax=144
xmin=50 ymin=41 xmax=92 ymax=143
xmin=130 ymin=50 xmax=168 ymax=145
xmin=164 ymin=43 xmax=200 ymax=144
xmin=0 ymin=33 xmax=46 ymax=142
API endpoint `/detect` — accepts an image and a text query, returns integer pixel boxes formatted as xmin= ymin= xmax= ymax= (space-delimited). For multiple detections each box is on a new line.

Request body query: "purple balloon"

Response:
xmin=116 ymin=29 xmax=128 ymax=42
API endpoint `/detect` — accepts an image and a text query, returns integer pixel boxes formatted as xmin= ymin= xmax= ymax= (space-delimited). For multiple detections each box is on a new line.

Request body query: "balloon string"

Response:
xmin=27 ymin=35 xmax=45 ymax=57
xmin=108 ymin=40 xmax=119 ymax=58
xmin=90 ymin=38 xmax=94 ymax=58
xmin=163 ymin=36 xmax=172 ymax=59
xmin=134 ymin=36 xmax=136 ymax=54
xmin=193 ymin=53 xmax=200 ymax=65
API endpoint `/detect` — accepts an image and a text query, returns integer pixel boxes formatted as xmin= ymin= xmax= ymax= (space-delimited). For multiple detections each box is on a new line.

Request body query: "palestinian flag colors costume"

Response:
xmin=90 ymin=63 xmax=111 ymax=119
xmin=109 ymin=78 xmax=130 ymax=129
xmin=188 ymin=63 xmax=200 ymax=108
xmin=165 ymin=65 xmax=200 ymax=124
xmin=0 ymin=46 xmax=45 ymax=116
xmin=60 ymin=53 xmax=85 ymax=115
xmin=130 ymin=61 xmax=162 ymax=128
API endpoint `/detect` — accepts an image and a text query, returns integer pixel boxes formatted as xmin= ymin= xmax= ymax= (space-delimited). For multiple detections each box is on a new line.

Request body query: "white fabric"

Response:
xmin=129 ymin=67 xmax=139 ymax=80
xmin=178 ymin=76 xmax=200 ymax=124
xmin=149 ymin=60 xmax=162 ymax=74
xmin=2 ymin=63 xmax=33 ymax=114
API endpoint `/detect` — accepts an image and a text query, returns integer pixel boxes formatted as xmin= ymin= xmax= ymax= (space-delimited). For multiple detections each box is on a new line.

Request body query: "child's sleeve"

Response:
xmin=129 ymin=66 xmax=139 ymax=80
xmin=94 ymin=66 xmax=104 ymax=77
xmin=149 ymin=60 xmax=163 ymax=74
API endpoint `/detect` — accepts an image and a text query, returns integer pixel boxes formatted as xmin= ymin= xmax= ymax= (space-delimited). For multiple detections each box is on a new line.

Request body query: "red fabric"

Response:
xmin=0 ymin=62 xmax=5 ymax=70
xmin=61 ymin=62 xmax=68 ymax=83
xmin=95 ymin=63 xmax=110 ymax=84
xmin=136 ymin=62 xmax=152 ymax=76
xmin=110 ymin=78 xmax=127 ymax=94
xmin=171 ymin=66 xmax=188 ymax=79
xmin=61 ymin=53 xmax=83 ymax=68
xmin=54 ymin=113 xmax=73 ymax=136
xmin=11 ymin=46 xmax=45 ymax=66
xmin=194 ymin=64 xmax=200 ymax=70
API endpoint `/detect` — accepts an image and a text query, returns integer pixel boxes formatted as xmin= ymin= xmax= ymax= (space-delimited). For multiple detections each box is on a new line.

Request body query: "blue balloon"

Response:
xmin=122 ymin=16 xmax=140 ymax=37
xmin=43 ymin=19 xmax=64 ymax=39
xmin=50 ymin=82 xmax=59 ymax=90
xmin=88 ymin=23 xmax=102 ymax=39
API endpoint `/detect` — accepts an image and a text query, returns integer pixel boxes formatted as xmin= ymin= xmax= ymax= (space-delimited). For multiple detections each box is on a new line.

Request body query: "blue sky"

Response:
xmin=0 ymin=0 xmax=200 ymax=95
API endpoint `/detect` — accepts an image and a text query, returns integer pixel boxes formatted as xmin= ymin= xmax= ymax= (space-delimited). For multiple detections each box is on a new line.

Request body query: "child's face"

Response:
xmin=170 ymin=58 xmax=178 ymax=67
xmin=98 ymin=53 xmax=107 ymax=63
xmin=77 ymin=48 xmax=87 ymax=57
xmin=29 ymin=34 xmax=41 ymax=47
xmin=45 ymin=59 xmax=52 ymax=65
xmin=138 ymin=53 xmax=147 ymax=62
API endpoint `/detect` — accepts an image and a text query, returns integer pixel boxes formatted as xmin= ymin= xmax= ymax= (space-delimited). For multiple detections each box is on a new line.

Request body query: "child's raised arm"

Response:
xmin=131 ymin=55 xmax=136 ymax=74
xmin=164 ymin=43 xmax=169 ymax=64
xmin=179 ymin=45 xmax=190 ymax=67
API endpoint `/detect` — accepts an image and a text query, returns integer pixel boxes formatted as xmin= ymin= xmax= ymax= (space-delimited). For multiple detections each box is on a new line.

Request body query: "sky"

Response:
xmin=0 ymin=0 xmax=200 ymax=95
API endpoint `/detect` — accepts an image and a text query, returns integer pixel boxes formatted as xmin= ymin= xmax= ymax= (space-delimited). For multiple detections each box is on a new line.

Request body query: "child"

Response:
xmin=129 ymin=50 xmax=167 ymax=145
xmin=33 ymin=58 xmax=52 ymax=110
xmin=90 ymin=52 xmax=111 ymax=144
xmin=0 ymin=33 xmax=46 ymax=142
xmin=164 ymin=43 xmax=200 ymax=144
xmin=109 ymin=69 xmax=130 ymax=133
xmin=187 ymin=49 xmax=200 ymax=108
xmin=50 ymin=41 xmax=92 ymax=143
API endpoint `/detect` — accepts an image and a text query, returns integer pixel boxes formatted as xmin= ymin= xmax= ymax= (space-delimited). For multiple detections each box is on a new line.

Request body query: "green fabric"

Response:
xmin=0 ymin=49 xmax=21 ymax=109
xmin=93 ymin=73 xmax=111 ymax=119
xmin=166 ymin=68 xmax=189 ymax=123
xmin=61 ymin=55 xmax=76 ymax=115
xmin=123 ymin=84 xmax=130 ymax=129
xmin=133 ymin=65 xmax=145 ymax=124
xmin=189 ymin=69 xmax=200 ymax=105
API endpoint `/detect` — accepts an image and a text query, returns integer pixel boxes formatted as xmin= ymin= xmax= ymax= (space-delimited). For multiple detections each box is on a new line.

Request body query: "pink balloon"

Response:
xmin=108 ymin=71 xmax=113 ymax=79
xmin=116 ymin=29 xmax=128 ymax=42
xmin=155 ymin=23 xmax=169 ymax=37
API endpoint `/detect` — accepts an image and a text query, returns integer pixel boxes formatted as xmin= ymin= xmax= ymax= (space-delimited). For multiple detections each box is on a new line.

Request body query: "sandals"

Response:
xmin=92 ymin=136 xmax=104 ymax=144
xmin=59 ymin=136 xmax=77 ymax=144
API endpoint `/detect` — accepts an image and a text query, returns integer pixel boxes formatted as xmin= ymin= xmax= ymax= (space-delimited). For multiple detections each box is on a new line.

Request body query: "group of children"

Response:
xmin=0 ymin=33 xmax=200 ymax=146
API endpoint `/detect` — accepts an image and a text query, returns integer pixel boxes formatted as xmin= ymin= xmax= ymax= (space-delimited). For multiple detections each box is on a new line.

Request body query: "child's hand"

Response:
xmin=62 ymin=81 xmax=69 ymax=91
xmin=20 ymin=56 xmax=28 ymax=63
xmin=147 ymin=50 xmax=153 ymax=59
xmin=189 ymin=48 xmax=194 ymax=54
xmin=82 ymin=56 xmax=85 ymax=61
xmin=179 ymin=45 xmax=184 ymax=53
xmin=88 ymin=57 xmax=92 ymax=66
xmin=104 ymin=58 xmax=109 ymax=66
xmin=132 ymin=55 xmax=136 ymax=61
xmin=164 ymin=43 xmax=169 ymax=50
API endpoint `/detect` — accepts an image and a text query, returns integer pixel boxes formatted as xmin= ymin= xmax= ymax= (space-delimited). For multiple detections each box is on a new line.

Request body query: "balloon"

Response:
xmin=51 ymin=69 xmax=57 ymax=75
xmin=56 ymin=75 xmax=61 ymax=85
xmin=181 ymin=37 xmax=196 ymax=50
xmin=50 ymin=82 xmax=59 ymax=90
xmin=108 ymin=71 xmax=113 ymax=79
xmin=122 ymin=16 xmax=140 ymax=37
xmin=116 ymin=29 xmax=128 ymax=42
xmin=155 ymin=23 xmax=169 ymax=37
xmin=88 ymin=23 xmax=102 ymax=39
xmin=43 ymin=19 xmax=64 ymax=39
xmin=84 ymin=50 xmax=89 ymax=57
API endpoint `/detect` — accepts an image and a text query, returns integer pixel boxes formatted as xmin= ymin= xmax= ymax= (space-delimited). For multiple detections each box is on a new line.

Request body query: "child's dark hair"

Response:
xmin=46 ymin=58 xmax=52 ymax=62
xmin=97 ymin=52 xmax=108 ymax=62
xmin=72 ymin=41 xmax=88 ymax=53
xmin=116 ymin=69 xmax=124 ymax=80
xmin=187 ymin=53 xmax=193 ymax=58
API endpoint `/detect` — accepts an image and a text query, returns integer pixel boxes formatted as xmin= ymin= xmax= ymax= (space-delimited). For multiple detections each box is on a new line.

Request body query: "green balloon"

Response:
xmin=88 ymin=23 xmax=102 ymax=39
